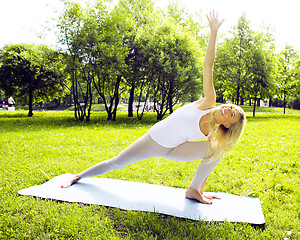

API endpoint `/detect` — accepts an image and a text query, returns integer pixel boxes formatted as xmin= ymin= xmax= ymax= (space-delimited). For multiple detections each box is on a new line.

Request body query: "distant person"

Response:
xmin=145 ymin=99 xmax=150 ymax=112
xmin=62 ymin=11 xmax=246 ymax=204
xmin=8 ymin=96 xmax=15 ymax=107
xmin=135 ymin=101 xmax=139 ymax=109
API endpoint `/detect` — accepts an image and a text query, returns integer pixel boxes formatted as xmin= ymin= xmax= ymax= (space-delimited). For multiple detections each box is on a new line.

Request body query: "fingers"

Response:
xmin=60 ymin=175 xmax=81 ymax=188
xmin=206 ymin=10 xmax=224 ymax=24
xmin=206 ymin=14 xmax=209 ymax=22
xmin=211 ymin=10 xmax=218 ymax=19
xmin=206 ymin=10 xmax=218 ymax=20
xmin=60 ymin=181 xmax=71 ymax=188
xmin=60 ymin=184 xmax=69 ymax=188
xmin=206 ymin=10 xmax=225 ymax=31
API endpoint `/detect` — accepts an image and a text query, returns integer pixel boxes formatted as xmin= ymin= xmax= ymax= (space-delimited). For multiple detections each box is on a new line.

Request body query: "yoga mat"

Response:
xmin=18 ymin=174 xmax=265 ymax=225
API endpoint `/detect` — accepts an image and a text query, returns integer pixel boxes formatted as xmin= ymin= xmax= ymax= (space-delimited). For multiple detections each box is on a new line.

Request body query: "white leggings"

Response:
xmin=79 ymin=133 xmax=221 ymax=190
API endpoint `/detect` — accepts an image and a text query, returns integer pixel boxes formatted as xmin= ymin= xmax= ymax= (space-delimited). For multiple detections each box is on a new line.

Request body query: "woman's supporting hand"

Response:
xmin=60 ymin=174 xmax=81 ymax=188
xmin=206 ymin=10 xmax=224 ymax=33
xmin=185 ymin=187 xmax=220 ymax=204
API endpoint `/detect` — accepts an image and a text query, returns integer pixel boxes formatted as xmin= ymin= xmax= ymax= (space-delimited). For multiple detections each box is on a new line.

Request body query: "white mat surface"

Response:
xmin=18 ymin=174 xmax=265 ymax=225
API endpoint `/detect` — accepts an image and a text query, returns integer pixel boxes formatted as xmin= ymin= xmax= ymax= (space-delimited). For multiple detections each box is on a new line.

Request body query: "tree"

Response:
xmin=247 ymin=36 xmax=274 ymax=116
xmin=214 ymin=14 xmax=253 ymax=105
xmin=145 ymin=21 xmax=202 ymax=120
xmin=114 ymin=0 xmax=204 ymax=121
xmin=214 ymin=14 xmax=276 ymax=114
xmin=58 ymin=0 xmax=130 ymax=121
xmin=58 ymin=1 xmax=93 ymax=121
xmin=0 ymin=44 xmax=65 ymax=117
xmin=116 ymin=0 xmax=157 ymax=118
xmin=166 ymin=1 xmax=207 ymax=48
xmin=275 ymin=45 xmax=299 ymax=114
xmin=126 ymin=35 xmax=153 ymax=121
xmin=89 ymin=1 xmax=129 ymax=121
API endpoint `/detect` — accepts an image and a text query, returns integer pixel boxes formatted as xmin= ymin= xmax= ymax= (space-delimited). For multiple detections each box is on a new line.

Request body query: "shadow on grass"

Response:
xmin=1 ymin=110 xmax=299 ymax=134
xmin=0 ymin=112 xmax=29 ymax=118
xmin=246 ymin=113 xmax=300 ymax=122
xmin=0 ymin=110 xmax=159 ymax=133
xmin=104 ymin=206 xmax=265 ymax=239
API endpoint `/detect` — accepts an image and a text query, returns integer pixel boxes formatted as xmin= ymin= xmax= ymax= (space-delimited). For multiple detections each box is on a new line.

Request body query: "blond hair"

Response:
xmin=205 ymin=104 xmax=246 ymax=163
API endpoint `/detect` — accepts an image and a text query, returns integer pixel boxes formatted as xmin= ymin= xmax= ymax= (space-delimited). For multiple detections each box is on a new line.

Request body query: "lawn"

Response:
xmin=0 ymin=109 xmax=299 ymax=239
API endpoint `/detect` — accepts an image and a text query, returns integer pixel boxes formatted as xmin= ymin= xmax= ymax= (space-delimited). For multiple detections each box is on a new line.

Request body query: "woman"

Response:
xmin=62 ymin=11 xmax=246 ymax=204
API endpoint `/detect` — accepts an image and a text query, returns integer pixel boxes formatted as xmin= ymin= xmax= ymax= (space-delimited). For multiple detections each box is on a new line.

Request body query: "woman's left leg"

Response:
xmin=165 ymin=140 xmax=211 ymax=162
xmin=164 ymin=140 xmax=221 ymax=190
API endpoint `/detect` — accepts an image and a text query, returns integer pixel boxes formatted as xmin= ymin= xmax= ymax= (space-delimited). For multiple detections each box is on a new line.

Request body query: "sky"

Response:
xmin=0 ymin=0 xmax=299 ymax=51
xmin=0 ymin=0 xmax=63 ymax=48
xmin=157 ymin=0 xmax=300 ymax=51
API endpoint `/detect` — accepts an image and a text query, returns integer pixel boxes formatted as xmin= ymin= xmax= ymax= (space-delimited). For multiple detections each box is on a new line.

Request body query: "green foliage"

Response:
xmin=139 ymin=18 xmax=203 ymax=120
xmin=246 ymin=30 xmax=275 ymax=116
xmin=275 ymin=45 xmax=300 ymax=113
xmin=288 ymin=97 xmax=300 ymax=110
xmin=57 ymin=0 xmax=205 ymax=122
xmin=214 ymin=14 xmax=276 ymax=117
xmin=214 ymin=14 xmax=253 ymax=104
xmin=0 ymin=44 xmax=66 ymax=117
xmin=1 ymin=1 xmax=299 ymax=122
xmin=0 ymin=110 xmax=299 ymax=239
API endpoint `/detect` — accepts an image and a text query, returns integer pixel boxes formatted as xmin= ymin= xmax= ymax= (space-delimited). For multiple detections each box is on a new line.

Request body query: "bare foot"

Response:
xmin=203 ymin=193 xmax=221 ymax=200
xmin=185 ymin=187 xmax=212 ymax=204
xmin=60 ymin=175 xmax=81 ymax=188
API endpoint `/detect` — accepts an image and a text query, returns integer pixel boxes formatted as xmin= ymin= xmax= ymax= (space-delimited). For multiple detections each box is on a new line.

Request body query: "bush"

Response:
xmin=288 ymin=97 xmax=300 ymax=110
xmin=270 ymin=98 xmax=284 ymax=107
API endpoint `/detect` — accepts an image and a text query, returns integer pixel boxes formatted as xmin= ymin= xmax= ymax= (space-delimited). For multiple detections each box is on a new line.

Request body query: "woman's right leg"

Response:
xmin=79 ymin=133 xmax=170 ymax=178
xmin=61 ymin=133 xmax=170 ymax=187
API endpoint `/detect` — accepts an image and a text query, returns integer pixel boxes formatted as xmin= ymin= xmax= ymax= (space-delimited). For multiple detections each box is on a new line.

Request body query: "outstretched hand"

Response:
xmin=60 ymin=174 xmax=81 ymax=188
xmin=206 ymin=10 xmax=224 ymax=32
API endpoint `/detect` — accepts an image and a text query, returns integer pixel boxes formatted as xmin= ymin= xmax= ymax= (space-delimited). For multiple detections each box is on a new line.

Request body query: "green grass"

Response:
xmin=0 ymin=110 xmax=299 ymax=239
xmin=19 ymin=102 xmax=300 ymax=114
xmin=240 ymin=105 xmax=298 ymax=114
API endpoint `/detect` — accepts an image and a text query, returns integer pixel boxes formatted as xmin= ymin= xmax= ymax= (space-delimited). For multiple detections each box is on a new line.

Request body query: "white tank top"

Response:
xmin=149 ymin=102 xmax=213 ymax=148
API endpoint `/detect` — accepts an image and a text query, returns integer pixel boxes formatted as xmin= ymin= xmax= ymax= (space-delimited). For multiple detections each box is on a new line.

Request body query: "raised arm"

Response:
xmin=198 ymin=11 xmax=224 ymax=109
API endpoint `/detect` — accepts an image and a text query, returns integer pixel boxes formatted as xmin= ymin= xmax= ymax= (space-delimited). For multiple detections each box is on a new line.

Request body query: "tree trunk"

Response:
xmin=86 ymin=81 xmax=92 ymax=122
xmin=253 ymin=96 xmax=256 ymax=117
xmin=236 ymin=83 xmax=240 ymax=105
xmin=107 ymin=112 xmax=112 ymax=121
xmin=241 ymin=97 xmax=244 ymax=105
xmin=113 ymin=95 xmax=119 ymax=121
xmin=283 ymin=90 xmax=286 ymax=114
xmin=168 ymin=91 xmax=173 ymax=114
xmin=128 ymin=84 xmax=134 ymax=117
xmin=136 ymin=82 xmax=145 ymax=121
xmin=157 ymin=112 xmax=163 ymax=121
xmin=28 ymin=88 xmax=33 ymax=117
xmin=257 ymin=98 xmax=260 ymax=107
xmin=219 ymin=93 xmax=224 ymax=103
xmin=112 ymin=76 xmax=121 ymax=121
